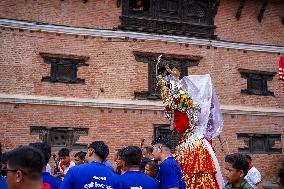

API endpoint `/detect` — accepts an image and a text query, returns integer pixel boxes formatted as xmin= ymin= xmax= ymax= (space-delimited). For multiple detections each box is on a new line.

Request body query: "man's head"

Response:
xmin=87 ymin=141 xmax=109 ymax=163
xmin=152 ymin=138 xmax=172 ymax=161
xmin=244 ymin=154 xmax=252 ymax=165
xmin=58 ymin=148 xmax=70 ymax=165
xmin=74 ymin=151 xmax=87 ymax=165
xmin=145 ymin=160 xmax=159 ymax=178
xmin=142 ymin=147 xmax=153 ymax=159
xmin=137 ymin=0 xmax=142 ymax=6
xmin=6 ymin=146 xmax=44 ymax=189
xmin=29 ymin=142 xmax=51 ymax=167
xmin=121 ymin=146 xmax=142 ymax=169
xmin=224 ymin=153 xmax=249 ymax=186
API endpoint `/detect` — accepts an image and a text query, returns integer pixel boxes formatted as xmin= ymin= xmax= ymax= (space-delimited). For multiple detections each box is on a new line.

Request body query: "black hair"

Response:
xmin=29 ymin=142 xmax=51 ymax=166
xmin=244 ymin=154 xmax=252 ymax=162
xmin=146 ymin=160 xmax=159 ymax=170
xmin=6 ymin=146 xmax=45 ymax=179
xmin=122 ymin=146 xmax=142 ymax=166
xmin=116 ymin=148 xmax=124 ymax=159
xmin=225 ymin=153 xmax=249 ymax=176
xmin=278 ymin=167 xmax=284 ymax=187
xmin=139 ymin=157 xmax=151 ymax=171
xmin=89 ymin=141 xmax=109 ymax=162
xmin=74 ymin=151 xmax=87 ymax=160
xmin=142 ymin=146 xmax=153 ymax=153
xmin=58 ymin=148 xmax=70 ymax=157
xmin=152 ymin=137 xmax=172 ymax=150
xmin=1 ymin=153 xmax=7 ymax=163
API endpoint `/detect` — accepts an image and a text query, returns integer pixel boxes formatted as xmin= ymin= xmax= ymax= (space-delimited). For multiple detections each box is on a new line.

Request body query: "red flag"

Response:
xmin=279 ymin=56 xmax=284 ymax=93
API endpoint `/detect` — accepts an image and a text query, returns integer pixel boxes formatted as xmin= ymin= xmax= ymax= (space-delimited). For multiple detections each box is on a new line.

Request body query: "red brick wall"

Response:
xmin=0 ymin=0 xmax=121 ymax=29
xmin=215 ymin=0 xmax=284 ymax=45
xmin=0 ymin=0 xmax=283 ymax=45
xmin=0 ymin=28 xmax=282 ymax=107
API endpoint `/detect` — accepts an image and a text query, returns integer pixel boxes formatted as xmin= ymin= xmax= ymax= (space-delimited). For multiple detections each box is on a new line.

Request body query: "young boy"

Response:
xmin=56 ymin=148 xmax=75 ymax=179
xmin=224 ymin=153 xmax=253 ymax=189
xmin=145 ymin=160 xmax=159 ymax=178
xmin=74 ymin=151 xmax=87 ymax=166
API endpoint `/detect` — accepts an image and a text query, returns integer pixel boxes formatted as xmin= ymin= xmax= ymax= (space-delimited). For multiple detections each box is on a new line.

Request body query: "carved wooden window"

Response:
xmin=154 ymin=124 xmax=181 ymax=152
xmin=239 ymin=69 xmax=276 ymax=96
xmin=119 ymin=0 xmax=219 ymax=38
xmin=40 ymin=53 xmax=89 ymax=84
xmin=237 ymin=133 xmax=282 ymax=154
xmin=134 ymin=52 xmax=200 ymax=100
xmin=30 ymin=126 xmax=89 ymax=150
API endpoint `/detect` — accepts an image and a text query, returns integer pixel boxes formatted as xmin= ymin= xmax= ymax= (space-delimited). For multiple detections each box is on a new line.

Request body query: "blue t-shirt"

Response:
xmin=157 ymin=157 xmax=186 ymax=189
xmin=119 ymin=171 xmax=159 ymax=189
xmin=60 ymin=161 xmax=122 ymax=189
xmin=103 ymin=160 xmax=113 ymax=170
xmin=0 ymin=176 xmax=8 ymax=189
xmin=42 ymin=172 xmax=62 ymax=189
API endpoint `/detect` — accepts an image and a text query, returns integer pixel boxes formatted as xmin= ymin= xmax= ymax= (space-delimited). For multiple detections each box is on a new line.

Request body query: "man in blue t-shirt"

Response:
xmin=29 ymin=142 xmax=62 ymax=189
xmin=0 ymin=175 xmax=8 ymax=189
xmin=60 ymin=141 xmax=121 ymax=189
xmin=152 ymin=139 xmax=186 ymax=189
xmin=0 ymin=144 xmax=8 ymax=189
xmin=119 ymin=146 xmax=159 ymax=189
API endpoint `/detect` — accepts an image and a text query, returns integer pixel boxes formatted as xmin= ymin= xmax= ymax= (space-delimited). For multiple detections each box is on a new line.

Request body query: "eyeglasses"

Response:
xmin=0 ymin=169 xmax=27 ymax=176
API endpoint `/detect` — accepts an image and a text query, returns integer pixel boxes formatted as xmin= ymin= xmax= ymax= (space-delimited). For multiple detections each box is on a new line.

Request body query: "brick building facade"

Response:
xmin=0 ymin=0 xmax=283 ymax=185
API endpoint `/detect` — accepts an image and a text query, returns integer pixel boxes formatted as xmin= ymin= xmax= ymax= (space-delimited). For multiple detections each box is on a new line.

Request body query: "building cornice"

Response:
xmin=0 ymin=93 xmax=283 ymax=117
xmin=0 ymin=19 xmax=283 ymax=53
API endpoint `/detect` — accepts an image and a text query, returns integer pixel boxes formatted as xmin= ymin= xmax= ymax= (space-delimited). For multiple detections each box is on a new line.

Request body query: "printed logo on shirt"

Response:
xmin=130 ymin=187 xmax=142 ymax=189
xmin=84 ymin=182 xmax=94 ymax=189
xmin=93 ymin=176 xmax=107 ymax=181
xmin=83 ymin=176 xmax=113 ymax=189
xmin=84 ymin=182 xmax=113 ymax=189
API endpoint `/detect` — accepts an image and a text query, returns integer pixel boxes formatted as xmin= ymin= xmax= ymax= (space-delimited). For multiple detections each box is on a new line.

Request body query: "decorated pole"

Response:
xmin=279 ymin=56 xmax=284 ymax=93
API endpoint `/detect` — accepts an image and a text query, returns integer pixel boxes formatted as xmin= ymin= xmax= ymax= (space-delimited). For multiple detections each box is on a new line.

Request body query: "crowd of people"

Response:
xmin=0 ymin=140 xmax=284 ymax=189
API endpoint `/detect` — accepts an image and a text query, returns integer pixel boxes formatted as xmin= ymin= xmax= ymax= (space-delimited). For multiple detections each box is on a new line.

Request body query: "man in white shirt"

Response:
xmin=56 ymin=148 xmax=75 ymax=179
xmin=244 ymin=155 xmax=264 ymax=189
xmin=45 ymin=163 xmax=52 ymax=174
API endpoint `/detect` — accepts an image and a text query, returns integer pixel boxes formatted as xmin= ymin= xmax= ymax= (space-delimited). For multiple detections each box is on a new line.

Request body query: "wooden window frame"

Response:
xmin=239 ymin=69 xmax=276 ymax=96
xmin=30 ymin=126 xmax=89 ymax=150
xmin=237 ymin=133 xmax=282 ymax=154
xmin=40 ymin=53 xmax=89 ymax=84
